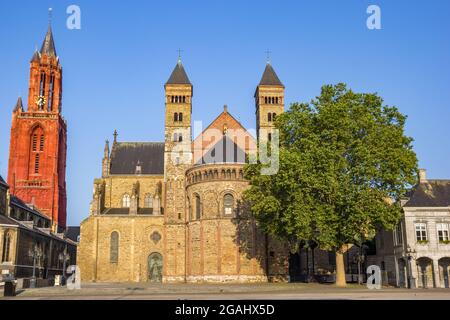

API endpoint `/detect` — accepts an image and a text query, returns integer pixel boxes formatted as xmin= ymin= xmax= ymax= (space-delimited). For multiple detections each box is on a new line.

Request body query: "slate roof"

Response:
xmin=13 ymin=97 xmax=24 ymax=112
xmin=0 ymin=215 xmax=19 ymax=226
xmin=259 ymin=63 xmax=284 ymax=87
xmin=31 ymin=50 xmax=41 ymax=62
xmin=40 ymin=26 xmax=57 ymax=57
xmin=66 ymin=226 xmax=81 ymax=242
xmin=197 ymin=135 xmax=247 ymax=165
xmin=404 ymin=180 xmax=450 ymax=207
xmin=166 ymin=60 xmax=191 ymax=85
xmin=10 ymin=195 xmax=51 ymax=221
xmin=109 ymin=142 xmax=165 ymax=175
xmin=0 ymin=175 xmax=8 ymax=188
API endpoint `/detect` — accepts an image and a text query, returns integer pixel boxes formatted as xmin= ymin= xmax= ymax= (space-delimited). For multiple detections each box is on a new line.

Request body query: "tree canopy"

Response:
xmin=243 ymin=83 xmax=418 ymax=285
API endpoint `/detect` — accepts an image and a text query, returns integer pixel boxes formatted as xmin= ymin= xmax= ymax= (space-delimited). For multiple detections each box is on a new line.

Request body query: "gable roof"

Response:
xmin=259 ymin=63 xmax=283 ymax=87
xmin=109 ymin=142 xmax=165 ymax=175
xmin=166 ymin=60 xmax=191 ymax=85
xmin=197 ymin=135 xmax=247 ymax=165
xmin=192 ymin=107 xmax=257 ymax=164
xmin=404 ymin=180 xmax=450 ymax=207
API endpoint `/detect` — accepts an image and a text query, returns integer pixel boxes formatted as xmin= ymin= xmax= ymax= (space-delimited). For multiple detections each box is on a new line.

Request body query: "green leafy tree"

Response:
xmin=244 ymin=84 xmax=418 ymax=287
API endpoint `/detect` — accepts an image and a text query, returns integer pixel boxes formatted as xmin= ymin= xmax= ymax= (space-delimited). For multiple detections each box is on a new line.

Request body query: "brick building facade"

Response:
xmin=7 ymin=25 xmax=67 ymax=231
xmin=77 ymin=61 xmax=292 ymax=283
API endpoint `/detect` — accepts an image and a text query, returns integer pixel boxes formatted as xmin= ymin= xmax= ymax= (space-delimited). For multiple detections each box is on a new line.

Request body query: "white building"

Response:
xmin=373 ymin=170 xmax=450 ymax=288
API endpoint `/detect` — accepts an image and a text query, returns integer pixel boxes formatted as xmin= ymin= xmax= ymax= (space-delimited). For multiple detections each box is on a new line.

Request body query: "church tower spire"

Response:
xmin=28 ymin=18 xmax=62 ymax=113
xmin=255 ymin=61 xmax=285 ymax=143
xmin=163 ymin=57 xmax=193 ymax=282
xmin=7 ymin=20 xmax=67 ymax=231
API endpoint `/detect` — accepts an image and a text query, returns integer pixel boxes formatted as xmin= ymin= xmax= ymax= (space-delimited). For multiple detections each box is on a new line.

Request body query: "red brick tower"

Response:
xmin=7 ymin=25 xmax=67 ymax=230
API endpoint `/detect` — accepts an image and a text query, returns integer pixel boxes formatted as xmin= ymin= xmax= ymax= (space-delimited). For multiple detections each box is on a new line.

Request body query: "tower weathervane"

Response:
xmin=177 ymin=49 xmax=184 ymax=63
xmin=113 ymin=130 xmax=118 ymax=143
xmin=265 ymin=50 xmax=272 ymax=64
xmin=48 ymin=7 xmax=53 ymax=26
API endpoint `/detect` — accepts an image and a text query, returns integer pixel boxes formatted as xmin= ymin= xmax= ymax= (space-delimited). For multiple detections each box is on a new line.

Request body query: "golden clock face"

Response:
xmin=35 ymin=95 xmax=46 ymax=108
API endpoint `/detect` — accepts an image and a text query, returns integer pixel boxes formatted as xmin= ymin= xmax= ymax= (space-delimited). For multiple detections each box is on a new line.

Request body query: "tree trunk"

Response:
xmin=335 ymin=249 xmax=347 ymax=287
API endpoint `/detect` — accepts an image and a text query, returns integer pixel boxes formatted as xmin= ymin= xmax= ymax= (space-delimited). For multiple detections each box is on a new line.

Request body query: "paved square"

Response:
xmin=2 ymin=283 xmax=450 ymax=300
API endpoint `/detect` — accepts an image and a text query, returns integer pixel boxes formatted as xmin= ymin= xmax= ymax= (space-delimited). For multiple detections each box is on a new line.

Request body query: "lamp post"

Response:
xmin=58 ymin=247 xmax=70 ymax=285
xmin=406 ymin=245 xmax=417 ymax=289
xmin=28 ymin=244 xmax=43 ymax=289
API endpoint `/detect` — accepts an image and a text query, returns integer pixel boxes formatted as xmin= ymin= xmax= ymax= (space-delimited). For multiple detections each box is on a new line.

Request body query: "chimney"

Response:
xmin=419 ymin=169 xmax=427 ymax=183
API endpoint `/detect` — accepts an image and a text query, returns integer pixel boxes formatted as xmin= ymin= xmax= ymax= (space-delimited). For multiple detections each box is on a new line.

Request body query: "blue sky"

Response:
xmin=1 ymin=0 xmax=449 ymax=226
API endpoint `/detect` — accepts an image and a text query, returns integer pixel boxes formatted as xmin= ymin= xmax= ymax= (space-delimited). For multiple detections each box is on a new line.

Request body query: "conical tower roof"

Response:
xmin=13 ymin=97 xmax=24 ymax=112
xmin=40 ymin=26 xmax=57 ymax=57
xmin=259 ymin=63 xmax=283 ymax=87
xmin=166 ymin=59 xmax=191 ymax=85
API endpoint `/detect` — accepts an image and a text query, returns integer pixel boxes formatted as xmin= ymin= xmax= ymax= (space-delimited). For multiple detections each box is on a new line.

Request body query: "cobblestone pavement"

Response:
xmin=1 ymin=283 xmax=450 ymax=300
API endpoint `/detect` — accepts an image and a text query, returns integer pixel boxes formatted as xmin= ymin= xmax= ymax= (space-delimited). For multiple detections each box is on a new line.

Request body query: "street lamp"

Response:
xmin=28 ymin=244 xmax=43 ymax=289
xmin=406 ymin=245 xmax=417 ymax=289
xmin=58 ymin=246 xmax=70 ymax=285
xmin=354 ymin=244 xmax=368 ymax=285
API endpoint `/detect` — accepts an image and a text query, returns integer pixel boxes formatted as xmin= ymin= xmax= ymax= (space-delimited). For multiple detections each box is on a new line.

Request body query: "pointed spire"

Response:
xmin=40 ymin=10 xmax=57 ymax=57
xmin=13 ymin=97 xmax=24 ymax=112
xmin=104 ymin=140 xmax=110 ymax=158
xmin=113 ymin=130 xmax=118 ymax=144
xmin=166 ymin=58 xmax=191 ymax=85
xmin=30 ymin=49 xmax=41 ymax=63
xmin=259 ymin=63 xmax=284 ymax=87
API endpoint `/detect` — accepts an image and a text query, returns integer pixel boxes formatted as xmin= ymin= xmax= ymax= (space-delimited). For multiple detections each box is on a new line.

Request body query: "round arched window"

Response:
xmin=223 ymin=194 xmax=234 ymax=216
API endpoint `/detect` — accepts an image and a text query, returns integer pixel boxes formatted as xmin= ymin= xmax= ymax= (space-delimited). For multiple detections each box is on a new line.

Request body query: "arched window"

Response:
xmin=183 ymin=96 xmax=186 ymax=103
xmin=268 ymin=113 xmax=272 ymax=122
xmin=171 ymin=96 xmax=174 ymax=103
xmin=48 ymin=73 xmax=55 ymax=111
xmin=275 ymin=97 xmax=279 ymax=104
xmin=224 ymin=194 xmax=234 ymax=216
xmin=175 ymin=96 xmax=179 ymax=103
xmin=122 ymin=194 xmax=130 ymax=208
xmin=32 ymin=134 xmax=38 ymax=151
xmin=173 ymin=133 xmax=178 ymax=142
xmin=34 ymin=154 xmax=40 ymax=174
xmin=2 ymin=232 xmax=12 ymax=262
xmin=174 ymin=113 xmax=179 ymax=122
xmin=30 ymin=126 xmax=44 ymax=175
xmin=110 ymin=232 xmax=119 ymax=263
xmin=178 ymin=134 xmax=183 ymax=142
xmin=144 ymin=194 xmax=153 ymax=208
xmin=195 ymin=194 xmax=201 ymax=220
xmin=265 ymin=97 xmax=268 ymax=104
xmin=179 ymin=113 xmax=183 ymax=122
xmin=40 ymin=135 xmax=45 ymax=151
xmin=268 ymin=133 xmax=272 ymax=142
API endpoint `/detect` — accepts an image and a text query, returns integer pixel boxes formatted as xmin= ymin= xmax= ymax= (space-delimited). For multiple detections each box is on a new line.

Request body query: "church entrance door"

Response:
xmin=148 ymin=253 xmax=163 ymax=283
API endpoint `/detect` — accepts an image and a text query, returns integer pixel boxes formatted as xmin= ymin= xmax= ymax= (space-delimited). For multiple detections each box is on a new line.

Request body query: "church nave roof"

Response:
xmin=109 ymin=142 xmax=165 ymax=175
